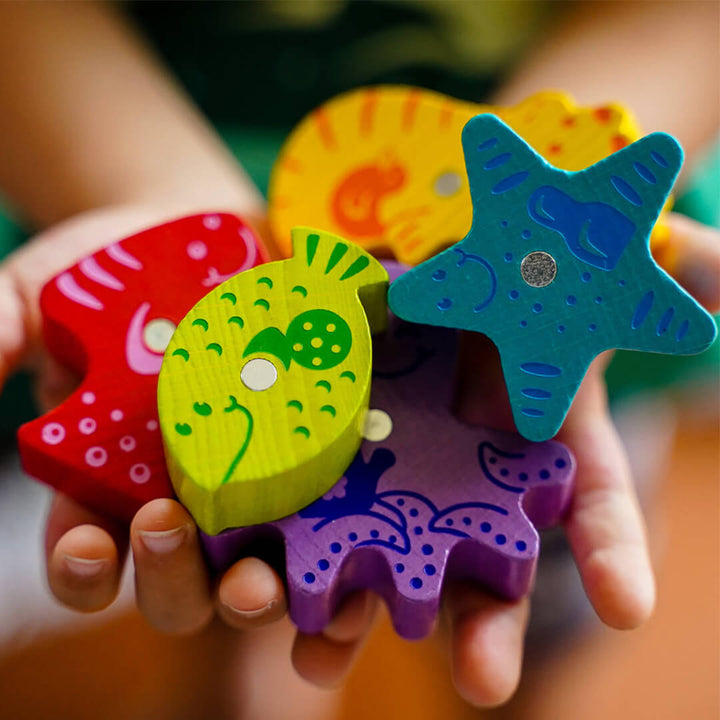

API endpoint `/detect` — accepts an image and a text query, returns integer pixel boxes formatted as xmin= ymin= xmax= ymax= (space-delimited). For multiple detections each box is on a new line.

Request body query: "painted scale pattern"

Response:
xmin=202 ymin=296 xmax=575 ymax=640
xmin=269 ymin=86 xmax=672 ymax=267
xmin=17 ymin=214 xmax=268 ymax=520
xmin=158 ymin=228 xmax=388 ymax=534
xmin=388 ymin=116 xmax=717 ymax=442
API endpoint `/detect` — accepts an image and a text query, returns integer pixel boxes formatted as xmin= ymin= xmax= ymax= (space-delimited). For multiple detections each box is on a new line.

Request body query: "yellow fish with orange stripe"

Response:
xmin=269 ymin=87 xmax=671 ymax=267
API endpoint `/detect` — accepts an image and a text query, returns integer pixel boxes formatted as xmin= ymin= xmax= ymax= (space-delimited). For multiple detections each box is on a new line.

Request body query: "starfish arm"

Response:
xmin=616 ymin=265 xmax=717 ymax=354
xmin=461 ymin=114 xmax=554 ymax=213
xmin=498 ymin=345 xmax=591 ymax=442
xmin=573 ymin=131 xmax=683 ymax=244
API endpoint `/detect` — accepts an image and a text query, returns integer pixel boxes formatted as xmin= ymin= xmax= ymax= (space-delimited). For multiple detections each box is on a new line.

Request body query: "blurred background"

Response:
xmin=0 ymin=1 xmax=717 ymax=718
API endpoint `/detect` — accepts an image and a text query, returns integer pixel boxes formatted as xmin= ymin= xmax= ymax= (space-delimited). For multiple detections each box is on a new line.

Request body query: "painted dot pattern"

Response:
xmin=41 ymin=423 xmax=66 ymax=446
xmin=286 ymin=309 xmax=352 ymax=370
xmin=79 ymin=418 xmax=97 ymax=435
xmin=187 ymin=240 xmax=208 ymax=260
xmin=130 ymin=463 xmax=151 ymax=484
xmin=120 ymin=435 xmax=136 ymax=452
xmin=85 ymin=446 xmax=108 ymax=468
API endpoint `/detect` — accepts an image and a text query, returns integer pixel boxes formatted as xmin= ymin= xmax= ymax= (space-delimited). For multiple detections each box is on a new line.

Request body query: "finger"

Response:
xmin=0 ymin=269 xmax=31 ymax=391
xmin=559 ymin=361 xmax=655 ymax=629
xmin=45 ymin=490 xmax=128 ymax=554
xmin=661 ymin=212 xmax=720 ymax=313
xmin=45 ymin=493 xmax=128 ymax=611
xmin=33 ymin=355 xmax=82 ymax=412
xmin=291 ymin=591 xmax=378 ymax=688
xmin=216 ymin=556 xmax=287 ymax=629
xmin=47 ymin=524 xmax=122 ymax=612
xmin=130 ymin=498 xmax=213 ymax=635
xmin=453 ymin=332 xmax=515 ymax=430
xmin=444 ymin=583 xmax=530 ymax=708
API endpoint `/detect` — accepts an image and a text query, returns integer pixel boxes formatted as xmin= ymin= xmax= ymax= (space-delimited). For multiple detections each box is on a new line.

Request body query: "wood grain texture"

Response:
xmin=202 ymin=303 xmax=575 ymax=640
xmin=158 ymin=228 xmax=388 ymax=534
xmin=17 ymin=213 xmax=268 ymax=521
xmin=269 ymin=86 xmax=673 ymax=266
xmin=388 ymin=116 xmax=717 ymax=441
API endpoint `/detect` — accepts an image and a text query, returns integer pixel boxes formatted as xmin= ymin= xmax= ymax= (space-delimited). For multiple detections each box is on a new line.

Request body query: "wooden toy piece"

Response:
xmin=269 ymin=86 xmax=672 ymax=267
xmin=389 ymin=116 xmax=718 ymax=442
xmin=158 ymin=228 xmax=389 ymax=535
xmin=202 ymin=299 xmax=575 ymax=641
xmin=17 ymin=213 xmax=268 ymax=521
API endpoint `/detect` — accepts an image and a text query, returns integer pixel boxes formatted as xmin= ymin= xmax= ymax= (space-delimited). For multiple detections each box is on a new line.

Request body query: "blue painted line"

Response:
xmin=631 ymin=290 xmax=655 ymax=329
xmin=611 ymin=176 xmax=643 ymax=206
xmin=483 ymin=152 xmax=512 ymax=170
xmin=675 ymin=319 xmax=690 ymax=342
xmin=656 ymin=307 xmax=675 ymax=335
xmin=521 ymin=408 xmax=545 ymax=417
xmin=477 ymin=137 xmax=499 ymax=151
xmin=521 ymin=388 xmax=552 ymax=400
xmin=520 ymin=362 xmax=562 ymax=377
xmin=651 ymin=150 xmax=669 ymax=167
xmin=492 ymin=171 xmax=529 ymax=194
xmin=633 ymin=162 xmax=657 ymax=184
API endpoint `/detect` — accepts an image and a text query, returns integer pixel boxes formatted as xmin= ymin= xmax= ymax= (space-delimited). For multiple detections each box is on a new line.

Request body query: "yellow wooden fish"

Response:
xmin=269 ymin=86 xmax=671 ymax=266
xmin=158 ymin=228 xmax=388 ymax=534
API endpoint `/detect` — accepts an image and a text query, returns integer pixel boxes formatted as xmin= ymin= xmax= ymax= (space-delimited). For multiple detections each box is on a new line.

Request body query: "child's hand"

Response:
xmin=444 ymin=211 xmax=719 ymax=706
xmin=4 ymin=204 xmax=377 ymax=688
xmin=6 ymin=207 xmax=718 ymax=700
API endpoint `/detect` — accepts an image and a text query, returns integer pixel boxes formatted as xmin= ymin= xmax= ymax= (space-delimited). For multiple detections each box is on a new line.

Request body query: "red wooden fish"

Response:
xmin=18 ymin=213 xmax=268 ymax=521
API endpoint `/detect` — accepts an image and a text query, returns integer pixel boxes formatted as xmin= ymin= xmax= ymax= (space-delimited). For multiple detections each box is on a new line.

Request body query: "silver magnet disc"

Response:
xmin=520 ymin=251 xmax=557 ymax=287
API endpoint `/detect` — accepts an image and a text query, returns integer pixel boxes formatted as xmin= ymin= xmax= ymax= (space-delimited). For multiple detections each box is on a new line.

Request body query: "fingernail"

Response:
xmin=222 ymin=599 xmax=278 ymax=620
xmin=138 ymin=525 xmax=188 ymax=554
xmin=64 ymin=555 xmax=107 ymax=578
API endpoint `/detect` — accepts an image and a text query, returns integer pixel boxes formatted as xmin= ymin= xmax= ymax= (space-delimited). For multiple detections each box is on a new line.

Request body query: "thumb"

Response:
xmin=661 ymin=212 xmax=720 ymax=314
xmin=0 ymin=203 xmax=200 ymax=397
xmin=0 ymin=268 xmax=34 ymax=391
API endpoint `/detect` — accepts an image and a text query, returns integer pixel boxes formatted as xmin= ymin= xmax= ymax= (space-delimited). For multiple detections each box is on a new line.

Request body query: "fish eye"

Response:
xmin=143 ymin=318 xmax=176 ymax=353
xmin=433 ymin=171 xmax=462 ymax=197
xmin=241 ymin=358 xmax=278 ymax=391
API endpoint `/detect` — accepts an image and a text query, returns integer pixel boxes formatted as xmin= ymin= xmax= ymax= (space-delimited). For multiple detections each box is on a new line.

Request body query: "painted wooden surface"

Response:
xmin=388 ymin=116 xmax=717 ymax=441
xmin=158 ymin=228 xmax=388 ymax=534
xmin=202 ymin=293 xmax=575 ymax=640
xmin=17 ymin=213 xmax=268 ymax=521
xmin=269 ymin=86 xmax=672 ymax=266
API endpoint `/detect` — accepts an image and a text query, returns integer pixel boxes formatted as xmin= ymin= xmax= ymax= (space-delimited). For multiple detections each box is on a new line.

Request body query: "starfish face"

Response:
xmin=388 ymin=115 xmax=717 ymax=441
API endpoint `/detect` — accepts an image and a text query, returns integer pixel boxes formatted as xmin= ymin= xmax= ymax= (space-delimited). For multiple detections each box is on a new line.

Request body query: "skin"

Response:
xmin=0 ymin=0 xmax=718 ymax=710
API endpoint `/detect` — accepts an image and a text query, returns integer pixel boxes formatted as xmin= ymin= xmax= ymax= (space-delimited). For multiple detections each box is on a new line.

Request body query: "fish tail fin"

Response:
xmin=290 ymin=227 xmax=389 ymax=334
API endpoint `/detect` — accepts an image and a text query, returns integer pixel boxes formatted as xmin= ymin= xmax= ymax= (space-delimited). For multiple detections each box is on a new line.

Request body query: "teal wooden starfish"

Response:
xmin=388 ymin=115 xmax=717 ymax=442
